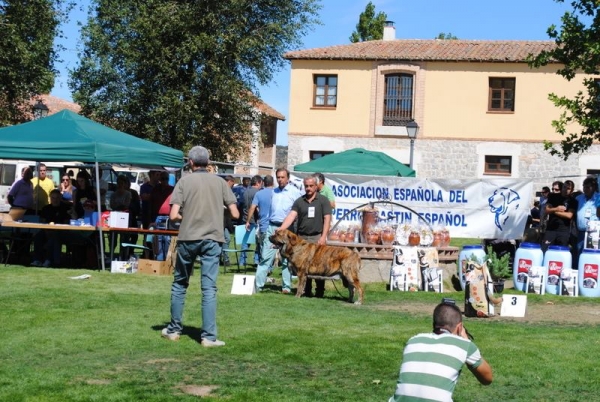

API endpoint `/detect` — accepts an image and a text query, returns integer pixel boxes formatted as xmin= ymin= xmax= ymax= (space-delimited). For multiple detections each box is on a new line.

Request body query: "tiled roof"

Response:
xmin=253 ymin=98 xmax=285 ymax=121
xmin=30 ymin=94 xmax=81 ymax=115
xmin=283 ymin=39 xmax=557 ymax=63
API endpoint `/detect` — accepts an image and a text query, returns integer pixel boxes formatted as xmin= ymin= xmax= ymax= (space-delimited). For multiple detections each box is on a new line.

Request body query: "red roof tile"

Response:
xmin=253 ymin=98 xmax=285 ymax=121
xmin=283 ymin=39 xmax=557 ymax=63
xmin=30 ymin=94 xmax=81 ymax=115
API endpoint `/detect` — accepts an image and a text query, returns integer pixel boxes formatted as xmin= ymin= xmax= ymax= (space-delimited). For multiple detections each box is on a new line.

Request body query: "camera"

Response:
xmin=440 ymin=298 xmax=474 ymax=340
xmin=441 ymin=297 xmax=456 ymax=306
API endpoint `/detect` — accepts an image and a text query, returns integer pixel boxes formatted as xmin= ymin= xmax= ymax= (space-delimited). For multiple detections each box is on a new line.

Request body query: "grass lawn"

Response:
xmin=1 ymin=263 xmax=599 ymax=402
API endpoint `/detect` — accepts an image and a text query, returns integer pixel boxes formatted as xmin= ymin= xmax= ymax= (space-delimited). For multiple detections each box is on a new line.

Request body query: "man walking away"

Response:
xmin=161 ymin=146 xmax=239 ymax=347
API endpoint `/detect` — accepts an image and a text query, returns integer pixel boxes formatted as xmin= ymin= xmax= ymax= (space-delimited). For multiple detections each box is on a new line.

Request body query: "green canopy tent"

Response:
xmin=293 ymin=148 xmax=416 ymax=177
xmin=0 ymin=110 xmax=184 ymax=270
xmin=0 ymin=110 xmax=183 ymax=167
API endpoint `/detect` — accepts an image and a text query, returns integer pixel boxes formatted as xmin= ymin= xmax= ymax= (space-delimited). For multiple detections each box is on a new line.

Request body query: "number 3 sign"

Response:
xmin=500 ymin=294 xmax=527 ymax=317
xmin=231 ymin=274 xmax=256 ymax=295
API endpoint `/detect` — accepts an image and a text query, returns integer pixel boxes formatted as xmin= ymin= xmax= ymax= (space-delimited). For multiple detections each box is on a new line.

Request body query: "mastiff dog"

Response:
xmin=269 ymin=230 xmax=364 ymax=304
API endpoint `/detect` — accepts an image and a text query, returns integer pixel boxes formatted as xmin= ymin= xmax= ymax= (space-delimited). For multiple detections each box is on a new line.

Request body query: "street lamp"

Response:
xmin=32 ymin=99 xmax=49 ymax=120
xmin=406 ymin=120 xmax=419 ymax=170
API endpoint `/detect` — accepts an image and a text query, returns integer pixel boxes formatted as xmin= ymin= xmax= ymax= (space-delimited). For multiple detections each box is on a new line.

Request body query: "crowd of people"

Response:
xmin=531 ymin=176 xmax=600 ymax=268
xmin=4 ymin=163 xmax=177 ymax=267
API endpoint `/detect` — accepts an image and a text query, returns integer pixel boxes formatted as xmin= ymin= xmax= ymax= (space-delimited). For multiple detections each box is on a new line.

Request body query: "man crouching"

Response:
xmin=389 ymin=302 xmax=493 ymax=401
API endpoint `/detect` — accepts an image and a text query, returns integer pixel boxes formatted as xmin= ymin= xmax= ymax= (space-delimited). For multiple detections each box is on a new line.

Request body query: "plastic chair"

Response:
xmin=222 ymin=225 xmax=256 ymax=274
xmin=121 ymin=243 xmax=150 ymax=259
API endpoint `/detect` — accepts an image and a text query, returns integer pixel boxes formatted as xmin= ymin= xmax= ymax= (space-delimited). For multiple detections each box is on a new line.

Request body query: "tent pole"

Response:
xmin=94 ymin=162 xmax=106 ymax=271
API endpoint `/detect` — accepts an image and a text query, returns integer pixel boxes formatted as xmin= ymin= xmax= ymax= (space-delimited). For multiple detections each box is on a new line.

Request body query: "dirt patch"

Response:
xmin=85 ymin=379 xmax=111 ymax=385
xmin=146 ymin=358 xmax=179 ymax=364
xmin=179 ymin=385 xmax=218 ymax=397
xmin=374 ymin=300 xmax=600 ymax=325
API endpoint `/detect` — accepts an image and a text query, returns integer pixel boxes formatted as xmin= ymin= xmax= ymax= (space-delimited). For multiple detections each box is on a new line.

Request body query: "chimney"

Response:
xmin=383 ymin=21 xmax=395 ymax=41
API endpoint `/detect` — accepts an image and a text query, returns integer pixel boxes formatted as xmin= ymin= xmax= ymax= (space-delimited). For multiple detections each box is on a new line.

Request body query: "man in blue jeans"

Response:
xmin=161 ymin=146 xmax=238 ymax=347
xmin=246 ymin=175 xmax=274 ymax=266
xmin=254 ymin=169 xmax=302 ymax=294
xmin=240 ymin=175 xmax=263 ymax=266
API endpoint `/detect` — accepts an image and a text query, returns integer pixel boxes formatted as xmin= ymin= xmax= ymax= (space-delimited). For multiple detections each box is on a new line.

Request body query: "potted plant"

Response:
xmin=486 ymin=246 xmax=511 ymax=293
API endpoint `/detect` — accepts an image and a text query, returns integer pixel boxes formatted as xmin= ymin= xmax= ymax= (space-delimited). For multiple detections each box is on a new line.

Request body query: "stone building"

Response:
xmin=283 ymin=23 xmax=600 ymax=192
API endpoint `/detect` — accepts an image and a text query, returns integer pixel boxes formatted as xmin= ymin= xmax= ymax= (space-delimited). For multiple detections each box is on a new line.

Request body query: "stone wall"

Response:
xmin=288 ymin=134 xmax=600 ymax=191
xmin=275 ymin=145 xmax=288 ymax=169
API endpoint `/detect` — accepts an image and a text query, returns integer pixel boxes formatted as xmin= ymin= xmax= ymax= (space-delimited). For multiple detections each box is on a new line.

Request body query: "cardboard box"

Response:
xmin=111 ymin=260 xmax=133 ymax=274
xmin=109 ymin=211 xmax=129 ymax=228
xmin=138 ymin=259 xmax=173 ymax=276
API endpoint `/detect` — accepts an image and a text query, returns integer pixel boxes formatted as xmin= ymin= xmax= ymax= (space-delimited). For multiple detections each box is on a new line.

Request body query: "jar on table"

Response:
xmin=441 ymin=228 xmax=451 ymax=247
xmin=408 ymin=230 xmax=420 ymax=246
xmin=380 ymin=227 xmax=395 ymax=245
xmin=365 ymin=230 xmax=380 ymax=245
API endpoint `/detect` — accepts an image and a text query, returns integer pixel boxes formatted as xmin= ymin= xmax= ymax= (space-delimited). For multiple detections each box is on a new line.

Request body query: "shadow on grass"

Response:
xmin=151 ymin=323 xmax=204 ymax=343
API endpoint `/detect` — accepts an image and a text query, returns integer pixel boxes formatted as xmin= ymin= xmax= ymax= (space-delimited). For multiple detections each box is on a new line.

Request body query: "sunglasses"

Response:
xmin=62 ymin=178 xmax=70 ymax=181
xmin=552 ymin=187 xmax=560 ymax=191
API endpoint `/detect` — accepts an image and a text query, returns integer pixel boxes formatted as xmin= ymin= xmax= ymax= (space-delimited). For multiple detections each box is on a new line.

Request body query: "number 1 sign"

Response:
xmin=231 ymin=274 xmax=256 ymax=295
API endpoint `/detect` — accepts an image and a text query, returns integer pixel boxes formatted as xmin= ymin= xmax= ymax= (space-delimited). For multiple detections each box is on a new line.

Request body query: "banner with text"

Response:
xmin=290 ymin=173 xmax=533 ymax=239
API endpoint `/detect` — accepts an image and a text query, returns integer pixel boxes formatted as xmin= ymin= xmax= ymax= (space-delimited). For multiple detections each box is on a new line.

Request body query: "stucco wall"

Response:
xmin=422 ymin=62 xmax=586 ymax=142
xmin=288 ymin=60 xmax=373 ymax=136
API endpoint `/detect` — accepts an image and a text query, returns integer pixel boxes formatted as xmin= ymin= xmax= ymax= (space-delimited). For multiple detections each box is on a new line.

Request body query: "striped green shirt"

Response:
xmin=389 ymin=332 xmax=482 ymax=402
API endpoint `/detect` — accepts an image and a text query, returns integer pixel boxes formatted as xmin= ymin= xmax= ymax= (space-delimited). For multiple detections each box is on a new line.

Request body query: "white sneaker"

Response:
xmin=42 ymin=260 xmax=51 ymax=268
xmin=31 ymin=260 xmax=41 ymax=267
xmin=201 ymin=338 xmax=225 ymax=347
xmin=161 ymin=328 xmax=180 ymax=341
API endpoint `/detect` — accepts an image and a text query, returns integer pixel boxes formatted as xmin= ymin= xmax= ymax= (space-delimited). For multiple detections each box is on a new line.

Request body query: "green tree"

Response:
xmin=69 ymin=0 xmax=320 ymax=161
xmin=436 ymin=32 xmax=458 ymax=40
xmin=349 ymin=1 xmax=387 ymax=43
xmin=0 ymin=0 xmax=70 ymax=126
xmin=528 ymin=0 xmax=600 ymax=160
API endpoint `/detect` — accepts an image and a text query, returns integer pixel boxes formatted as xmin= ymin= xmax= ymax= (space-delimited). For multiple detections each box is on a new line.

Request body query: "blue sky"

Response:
xmin=50 ymin=0 xmax=575 ymax=146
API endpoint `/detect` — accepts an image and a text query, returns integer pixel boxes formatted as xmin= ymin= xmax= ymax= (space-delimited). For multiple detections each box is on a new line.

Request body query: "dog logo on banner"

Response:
xmin=488 ymin=187 xmax=521 ymax=231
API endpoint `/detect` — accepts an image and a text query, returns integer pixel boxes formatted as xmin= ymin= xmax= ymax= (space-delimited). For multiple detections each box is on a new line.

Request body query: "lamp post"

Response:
xmin=406 ymin=120 xmax=419 ymax=170
xmin=32 ymin=99 xmax=49 ymax=120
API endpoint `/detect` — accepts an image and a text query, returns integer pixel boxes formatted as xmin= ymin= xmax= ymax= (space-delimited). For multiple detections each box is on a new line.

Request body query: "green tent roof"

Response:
xmin=0 ymin=110 xmax=183 ymax=168
xmin=293 ymin=148 xmax=415 ymax=177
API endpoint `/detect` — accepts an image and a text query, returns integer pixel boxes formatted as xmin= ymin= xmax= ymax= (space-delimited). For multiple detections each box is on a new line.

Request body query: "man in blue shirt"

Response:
xmin=240 ymin=175 xmax=262 ymax=265
xmin=576 ymin=177 xmax=599 ymax=266
xmin=254 ymin=169 xmax=302 ymax=293
xmin=246 ymin=175 xmax=274 ymax=265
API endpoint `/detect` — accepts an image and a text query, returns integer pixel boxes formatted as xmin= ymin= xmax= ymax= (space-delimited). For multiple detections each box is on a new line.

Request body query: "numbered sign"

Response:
xmin=500 ymin=294 xmax=527 ymax=317
xmin=231 ymin=274 xmax=255 ymax=295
